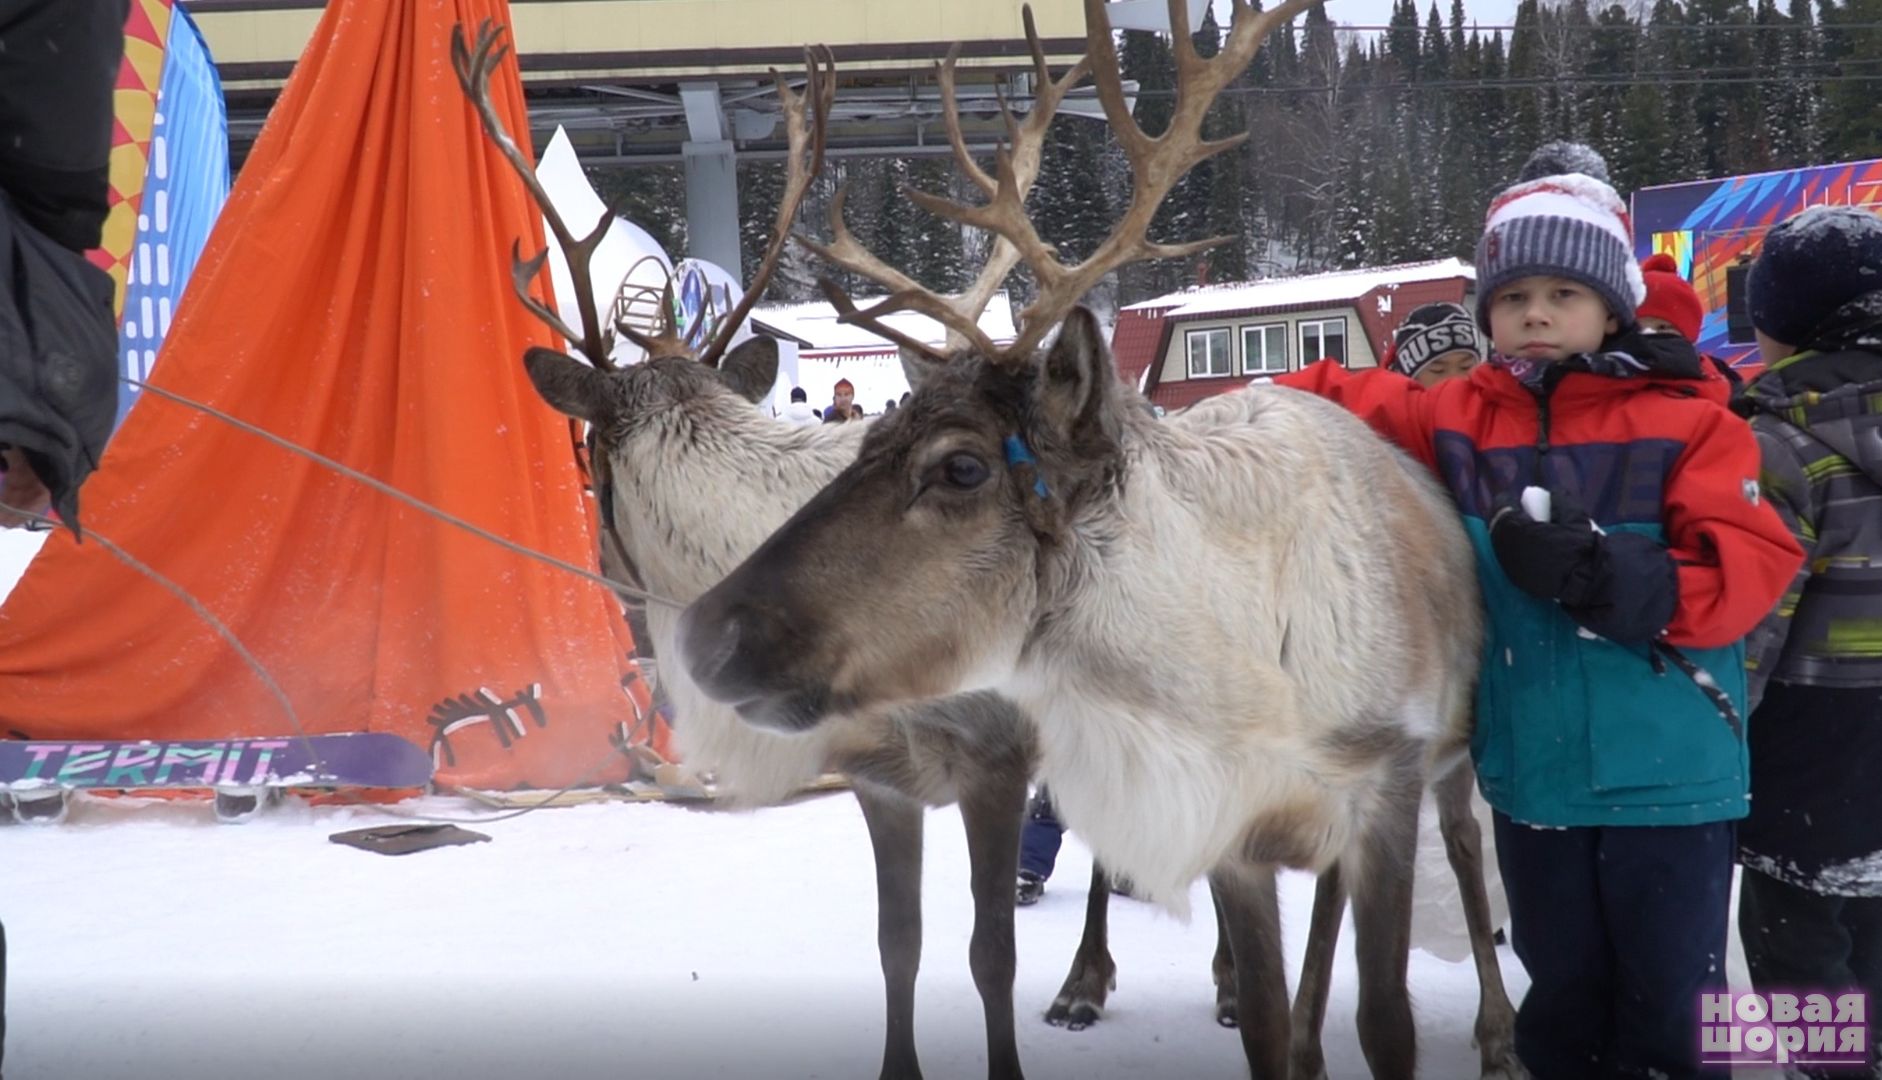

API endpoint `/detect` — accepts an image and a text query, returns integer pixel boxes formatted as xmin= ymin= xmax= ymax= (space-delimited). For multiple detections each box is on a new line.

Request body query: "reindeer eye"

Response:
xmin=941 ymin=453 xmax=991 ymax=490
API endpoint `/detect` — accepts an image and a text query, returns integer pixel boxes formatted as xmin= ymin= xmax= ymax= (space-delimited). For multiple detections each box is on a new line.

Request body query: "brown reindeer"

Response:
xmin=674 ymin=1 xmax=1521 ymax=1077
xmin=453 ymin=20 xmax=1271 ymax=1078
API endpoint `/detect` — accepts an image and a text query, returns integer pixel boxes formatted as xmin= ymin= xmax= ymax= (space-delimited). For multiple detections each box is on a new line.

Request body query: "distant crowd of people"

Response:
xmin=777 ymin=379 xmax=911 ymax=426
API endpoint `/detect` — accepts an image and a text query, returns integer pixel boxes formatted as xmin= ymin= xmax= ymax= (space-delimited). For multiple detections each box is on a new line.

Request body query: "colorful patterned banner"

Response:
xmin=1633 ymin=159 xmax=1882 ymax=372
xmin=87 ymin=0 xmax=231 ymax=423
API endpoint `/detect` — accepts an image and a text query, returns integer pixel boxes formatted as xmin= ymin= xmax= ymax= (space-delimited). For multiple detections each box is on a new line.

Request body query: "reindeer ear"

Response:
xmin=900 ymin=346 xmax=947 ymax=393
xmin=524 ymin=347 xmax=611 ymax=425
xmin=717 ymin=336 xmax=779 ymax=403
xmin=1034 ymin=307 xmax=1117 ymax=445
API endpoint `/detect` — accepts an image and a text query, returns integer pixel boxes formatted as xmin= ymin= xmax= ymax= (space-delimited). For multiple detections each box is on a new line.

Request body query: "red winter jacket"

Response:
xmin=1276 ymin=358 xmax=1796 ymax=647
xmin=1274 ymin=358 xmax=1804 ymax=826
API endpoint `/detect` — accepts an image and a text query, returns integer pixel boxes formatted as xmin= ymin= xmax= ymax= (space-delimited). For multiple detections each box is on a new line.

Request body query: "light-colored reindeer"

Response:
xmin=452 ymin=19 xmax=1268 ymax=1080
xmin=677 ymin=1 xmax=1522 ymax=1077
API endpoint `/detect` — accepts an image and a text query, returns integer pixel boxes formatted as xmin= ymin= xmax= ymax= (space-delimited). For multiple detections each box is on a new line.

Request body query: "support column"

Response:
xmin=678 ymin=81 xmax=741 ymax=278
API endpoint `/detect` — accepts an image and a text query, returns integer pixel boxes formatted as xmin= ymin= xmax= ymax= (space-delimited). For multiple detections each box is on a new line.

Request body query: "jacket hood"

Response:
xmin=1743 ymin=291 xmax=1882 ymax=486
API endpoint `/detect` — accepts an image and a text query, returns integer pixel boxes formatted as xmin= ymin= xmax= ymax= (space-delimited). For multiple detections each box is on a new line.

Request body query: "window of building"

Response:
xmin=1299 ymin=317 xmax=1348 ymax=365
xmin=1241 ymin=323 xmax=1287 ymax=375
xmin=1186 ymin=327 xmax=1232 ymax=377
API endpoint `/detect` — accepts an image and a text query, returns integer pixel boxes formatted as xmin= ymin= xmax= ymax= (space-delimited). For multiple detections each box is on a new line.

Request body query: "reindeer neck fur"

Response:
xmin=614 ymin=389 xmax=872 ymax=803
xmin=1008 ymin=383 xmax=1480 ymax=915
xmin=613 ymin=390 xmax=868 ymax=600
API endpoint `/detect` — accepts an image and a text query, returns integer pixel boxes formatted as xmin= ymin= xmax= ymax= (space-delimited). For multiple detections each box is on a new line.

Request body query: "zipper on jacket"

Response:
xmin=1528 ymin=379 xmax=1743 ymax=741
xmin=1652 ymin=641 xmax=1745 ymax=741
xmin=1530 ymin=381 xmax=1556 ymax=489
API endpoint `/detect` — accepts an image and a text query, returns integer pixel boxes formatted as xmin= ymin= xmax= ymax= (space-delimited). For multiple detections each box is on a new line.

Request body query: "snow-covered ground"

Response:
xmin=0 ymin=528 xmax=44 ymax=600
xmin=0 ymin=787 xmax=1792 ymax=1080
xmin=0 ymin=789 xmax=1541 ymax=1080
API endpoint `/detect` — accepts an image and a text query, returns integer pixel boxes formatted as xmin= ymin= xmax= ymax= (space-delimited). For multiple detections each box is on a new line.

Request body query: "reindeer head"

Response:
xmin=679 ymin=0 xmax=1323 ymax=732
xmin=680 ymin=307 xmax=1139 ymax=731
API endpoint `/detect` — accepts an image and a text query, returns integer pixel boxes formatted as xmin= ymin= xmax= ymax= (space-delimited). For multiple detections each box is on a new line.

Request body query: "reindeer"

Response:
xmin=674 ymin=1 xmax=1523 ymax=1077
xmin=452 ymin=20 xmax=1273 ymax=1079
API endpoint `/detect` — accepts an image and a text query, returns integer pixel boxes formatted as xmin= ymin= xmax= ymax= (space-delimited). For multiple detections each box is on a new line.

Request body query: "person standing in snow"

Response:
xmin=1385 ymin=301 xmax=1486 ymax=388
xmin=821 ymin=378 xmax=855 ymax=424
xmin=1015 ymin=786 xmax=1062 ymax=905
xmin=1733 ymin=206 xmax=1882 ymax=1079
xmin=1275 ymin=141 xmax=1802 ymax=1080
xmin=0 ymin=0 xmax=127 ymax=536
xmin=780 ymin=386 xmax=820 ymax=425
xmin=0 ymin=3 xmax=131 ymax=1070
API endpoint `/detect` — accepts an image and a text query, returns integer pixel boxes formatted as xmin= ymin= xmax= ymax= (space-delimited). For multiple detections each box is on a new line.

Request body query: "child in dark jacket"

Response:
xmin=1734 ymin=205 xmax=1882 ymax=1080
xmin=1277 ymin=143 xmax=1803 ymax=1079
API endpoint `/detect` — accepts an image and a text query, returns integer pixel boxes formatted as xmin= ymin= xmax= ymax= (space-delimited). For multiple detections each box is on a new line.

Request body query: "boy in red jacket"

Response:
xmin=1277 ymin=143 xmax=1802 ymax=1079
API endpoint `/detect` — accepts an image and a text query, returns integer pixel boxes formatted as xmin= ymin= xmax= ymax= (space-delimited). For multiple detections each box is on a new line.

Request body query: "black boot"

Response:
xmin=1016 ymin=871 xmax=1045 ymax=907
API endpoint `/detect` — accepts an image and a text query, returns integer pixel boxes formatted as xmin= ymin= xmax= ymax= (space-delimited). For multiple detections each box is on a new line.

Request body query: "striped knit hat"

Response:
xmin=1474 ymin=150 xmax=1645 ymax=334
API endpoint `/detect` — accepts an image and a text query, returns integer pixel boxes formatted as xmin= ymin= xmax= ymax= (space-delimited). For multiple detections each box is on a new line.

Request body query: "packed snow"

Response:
xmin=0 ymin=783 xmax=1794 ymax=1080
xmin=0 ymin=529 xmax=44 ymax=601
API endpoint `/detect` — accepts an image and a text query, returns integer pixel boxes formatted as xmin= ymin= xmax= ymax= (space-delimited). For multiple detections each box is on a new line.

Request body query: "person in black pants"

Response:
xmin=1016 ymin=786 xmax=1061 ymax=905
xmin=0 ymin=0 xmax=128 ymax=534
xmin=0 ymin=2 xmax=130 ymax=1071
xmin=1733 ymin=206 xmax=1882 ymax=1080
xmin=1016 ymin=786 xmax=1138 ymax=906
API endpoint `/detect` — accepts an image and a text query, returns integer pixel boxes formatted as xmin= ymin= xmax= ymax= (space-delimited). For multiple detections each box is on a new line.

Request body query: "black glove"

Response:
xmin=1490 ymin=489 xmax=1680 ymax=644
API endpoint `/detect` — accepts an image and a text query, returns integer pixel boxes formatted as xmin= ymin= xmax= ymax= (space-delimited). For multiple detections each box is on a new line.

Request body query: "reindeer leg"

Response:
xmin=853 ymin=782 xmax=927 ymax=1080
xmin=1434 ymin=762 xmax=1522 ymax=1079
xmin=1046 ymin=862 xmax=1119 ymax=1030
xmin=1210 ymin=864 xmax=1291 ymax=1080
xmin=1344 ymin=765 xmax=1422 ymax=1080
xmin=1286 ymin=865 xmax=1346 ymax=1079
xmin=1211 ymin=880 xmax=1239 ymax=1028
xmin=956 ymin=764 xmax=1029 ymax=1080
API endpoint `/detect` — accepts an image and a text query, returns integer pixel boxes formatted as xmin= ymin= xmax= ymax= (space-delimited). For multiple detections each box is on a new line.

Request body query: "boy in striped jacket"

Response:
xmin=1735 ymin=205 xmax=1882 ymax=1080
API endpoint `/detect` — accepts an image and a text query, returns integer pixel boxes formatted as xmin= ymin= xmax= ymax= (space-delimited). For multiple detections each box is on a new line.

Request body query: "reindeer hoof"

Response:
xmin=1286 ymin=1051 xmax=1329 ymax=1080
xmin=1478 ymin=1050 xmax=1527 ymax=1080
xmin=1045 ymin=998 xmax=1104 ymax=1030
xmin=1215 ymin=999 xmax=1238 ymax=1028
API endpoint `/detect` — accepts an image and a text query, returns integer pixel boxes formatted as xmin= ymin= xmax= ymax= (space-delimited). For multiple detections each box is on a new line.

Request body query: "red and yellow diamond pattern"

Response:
xmin=87 ymin=0 xmax=174 ymax=319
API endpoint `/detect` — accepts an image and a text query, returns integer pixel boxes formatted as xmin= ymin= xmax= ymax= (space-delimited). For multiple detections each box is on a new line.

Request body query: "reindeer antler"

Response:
xmin=812 ymin=0 xmax=1325 ymax=364
xmin=695 ymin=46 xmax=836 ymax=368
xmin=452 ymin=20 xmax=618 ymax=369
xmin=806 ymin=6 xmax=1091 ymax=360
xmin=455 ymin=22 xmax=832 ymax=371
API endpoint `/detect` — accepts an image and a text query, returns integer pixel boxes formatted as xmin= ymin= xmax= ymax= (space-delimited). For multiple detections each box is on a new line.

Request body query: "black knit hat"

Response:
xmin=1388 ymin=302 xmax=1485 ymax=377
xmin=1748 ymin=206 xmax=1882 ymax=347
xmin=1515 ymin=141 xmax=1612 ymax=185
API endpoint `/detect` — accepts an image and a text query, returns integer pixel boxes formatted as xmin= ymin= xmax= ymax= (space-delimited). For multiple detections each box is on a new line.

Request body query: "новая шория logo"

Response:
xmin=1699 ymin=990 xmax=1870 ymax=1069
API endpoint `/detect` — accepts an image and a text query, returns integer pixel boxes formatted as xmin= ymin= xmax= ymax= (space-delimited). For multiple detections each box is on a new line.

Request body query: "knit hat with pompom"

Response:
xmin=1636 ymin=253 xmax=1704 ymax=342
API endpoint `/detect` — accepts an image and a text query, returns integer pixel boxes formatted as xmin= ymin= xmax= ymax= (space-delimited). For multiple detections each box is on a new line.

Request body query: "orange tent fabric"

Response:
xmin=0 ymin=0 xmax=651 ymax=789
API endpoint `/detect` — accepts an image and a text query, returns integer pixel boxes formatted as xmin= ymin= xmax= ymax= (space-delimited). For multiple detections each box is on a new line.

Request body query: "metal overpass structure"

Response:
xmin=191 ymin=0 xmax=1192 ymax=274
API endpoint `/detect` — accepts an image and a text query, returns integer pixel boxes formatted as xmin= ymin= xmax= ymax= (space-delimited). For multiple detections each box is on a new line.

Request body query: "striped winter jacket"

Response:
xmin=1741 ymin=292 xmax=1882 ymax=705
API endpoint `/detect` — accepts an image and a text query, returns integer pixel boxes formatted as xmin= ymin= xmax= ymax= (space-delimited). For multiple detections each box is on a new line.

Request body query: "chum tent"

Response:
xmin=0 ymin=0 xmax=657 ymax=790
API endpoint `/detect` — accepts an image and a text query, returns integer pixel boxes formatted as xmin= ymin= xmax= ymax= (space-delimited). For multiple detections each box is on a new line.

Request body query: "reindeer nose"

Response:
xmin=680 ymin=592 xmax=785 ymax=704
xmin=679 ymin=598 xmax=740 ymax=691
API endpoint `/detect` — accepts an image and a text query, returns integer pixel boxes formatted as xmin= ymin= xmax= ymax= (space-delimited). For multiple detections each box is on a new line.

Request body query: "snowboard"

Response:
xmin=0 ymin=733 xmax=433 ymax=824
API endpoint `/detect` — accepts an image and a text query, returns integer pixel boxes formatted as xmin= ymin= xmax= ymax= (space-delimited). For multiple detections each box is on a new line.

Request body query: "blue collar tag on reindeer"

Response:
xmin=1003 ymin=434 xmax=1051 ymax=499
